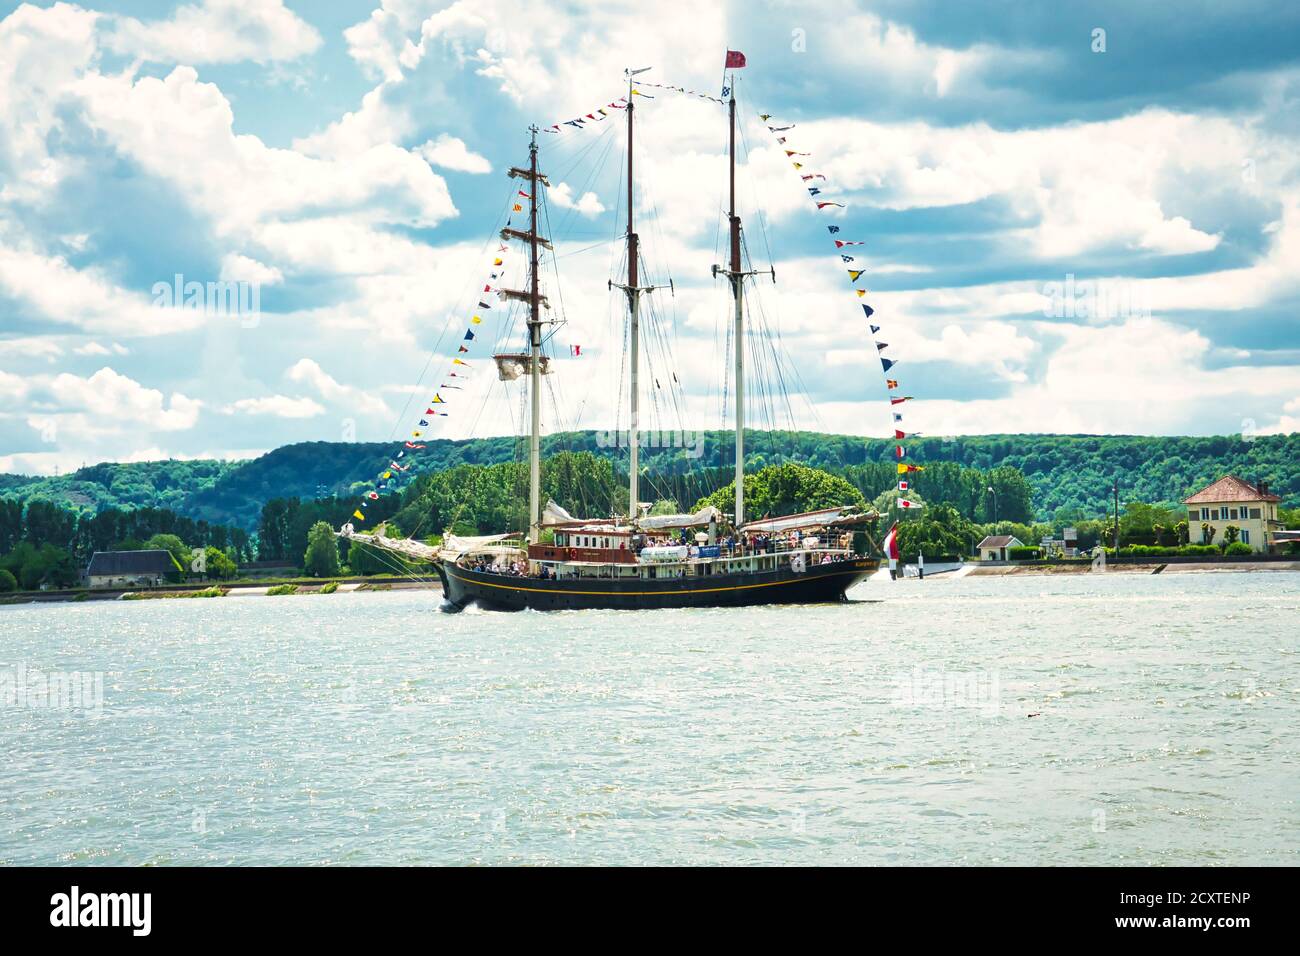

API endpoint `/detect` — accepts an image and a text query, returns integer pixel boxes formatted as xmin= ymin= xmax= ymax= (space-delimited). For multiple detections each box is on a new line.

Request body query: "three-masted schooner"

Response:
xmin=344 ymin=64 xmax=881 ymax=611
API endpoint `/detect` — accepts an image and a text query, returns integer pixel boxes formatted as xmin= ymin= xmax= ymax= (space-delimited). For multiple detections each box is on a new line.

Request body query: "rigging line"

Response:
xmin=540 ymin=118 xmax=617 ymax=183
xmin=389 ymin=183 xmax=516 ymax=440
xmin=548 ymin=123 xmax=618 ymax=243
xmin=734 ymin=106 xmax=802 ymax=457
xmin=553 ymin=235 xmax=621 ymax=259
xmin=759 ymin=104 xmax=899 ymax=444
xmin=742 ymin=230 xmax=803 ymax=434
xmin=333 ymin=183 xmax=516 ymax=527
xmin=734 ymin=84 xmax=778 ymax=273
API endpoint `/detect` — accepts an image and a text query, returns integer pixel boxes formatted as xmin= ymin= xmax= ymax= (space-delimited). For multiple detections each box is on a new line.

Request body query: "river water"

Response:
xmin=2 ymin=571 xmax=1297 ymax=865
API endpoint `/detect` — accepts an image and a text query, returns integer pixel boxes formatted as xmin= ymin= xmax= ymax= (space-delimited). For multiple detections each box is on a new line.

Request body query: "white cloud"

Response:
xmin=550 ymin=182 xmax=605 ymax=216
xmin=104 ymin=0 xmax=321 ymax=65
xmin=859 ymin=317 xmax=1300 ymax=439
xmin=1255 ymin=397 xmax=1300 ymax=436
xmin=343 ymin=4 xmax=428 ymax=82
xmin=286 ymin=358 xmax=390 ymax=416
xmin=417 ymin=134 xmax=491 ymax=174
xmin=44 ymin=366 xmax=202 ymax=431
xmin=0 ymin=239 xmax=206 ymax=337
xmin=823 ymin=9 xmax=1007 ymax=101
xmin=827 ymin=322 xmax=1038 ymax=383
xmin=762 ymin=109 xmax=1244 ymax=258
xmin=0 ymin=2 xmax=100 ymax=204
xmin=73 ymin=67 xmax=456 ymax=234
xmin=73 ymin=341 xmax=129 ymax=357
xmin=222 ymin=394 xmax=325 ymax=418
xmin=220 ymin=252 xmax=283 ymax=286
xmin=0 ymin=337 xmax=63 ymax=361
xmin=293 ymin=84 xmax=414 ymax=158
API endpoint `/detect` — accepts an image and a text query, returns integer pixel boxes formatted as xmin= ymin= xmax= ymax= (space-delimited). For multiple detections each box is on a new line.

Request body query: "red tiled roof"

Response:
xmin=1183 ymin=475 xmax=1280 ymax=504
xmin=977 ymin=535 xmax=1021 ymax=548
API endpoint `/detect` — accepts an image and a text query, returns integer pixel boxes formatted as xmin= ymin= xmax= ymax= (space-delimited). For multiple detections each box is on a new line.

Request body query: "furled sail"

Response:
xmin=738 ymin=507 xmax=872 ymax=535
xmin=337 ymin=525 xmax=517 ymax=563
xmin=635 ymin=505 xmax=723 ymax=530
xmin=494 ymin=353 xmax=553 ymax=381
xmin=541 ymin=499 xmax=577 ymax=526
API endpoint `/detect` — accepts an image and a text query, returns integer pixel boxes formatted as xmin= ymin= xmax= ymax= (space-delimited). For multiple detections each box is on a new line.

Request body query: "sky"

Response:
xmin=1 ymin=0 xmax=1298 ymax=476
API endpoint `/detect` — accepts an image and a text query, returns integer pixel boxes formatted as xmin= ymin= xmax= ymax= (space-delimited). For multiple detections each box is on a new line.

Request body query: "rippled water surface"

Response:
xmin=2 ymin=571 xmax=1297 ymax=865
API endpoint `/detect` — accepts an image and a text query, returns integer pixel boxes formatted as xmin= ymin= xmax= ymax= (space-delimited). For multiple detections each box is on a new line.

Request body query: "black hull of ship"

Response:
xmin=435 ymin=558 xmax=879 ymax=612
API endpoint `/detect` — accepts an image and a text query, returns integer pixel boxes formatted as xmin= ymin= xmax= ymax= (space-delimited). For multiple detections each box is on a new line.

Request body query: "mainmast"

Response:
xmin=612 ymin=68 xmax=657 ymax=523
xmin=504 ymin=128 xmax=551 ymax=542
xmin=715 ymin=78 xmax=748 ymax=527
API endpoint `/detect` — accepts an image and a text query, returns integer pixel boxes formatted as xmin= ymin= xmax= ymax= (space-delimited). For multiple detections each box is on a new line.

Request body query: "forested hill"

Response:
xmin=2 ymin=431 xmax=1296 ymax=529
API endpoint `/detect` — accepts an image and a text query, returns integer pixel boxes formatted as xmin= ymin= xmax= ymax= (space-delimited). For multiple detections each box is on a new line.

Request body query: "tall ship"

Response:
xmin=343 ymin=62 xmax=887 ymax=610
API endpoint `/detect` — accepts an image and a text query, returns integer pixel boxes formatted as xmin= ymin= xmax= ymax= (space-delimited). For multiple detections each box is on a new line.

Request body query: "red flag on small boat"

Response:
xmin=883 ymin=523 xmax=899 ymax=561
xmin=725 ymin=50 xmax=746 ymax=69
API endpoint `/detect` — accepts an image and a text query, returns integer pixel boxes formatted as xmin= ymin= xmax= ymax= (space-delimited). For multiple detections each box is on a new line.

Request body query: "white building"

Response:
xmin=976 ymin=535 xmax=1023 ymax=561
xmin=86 ymin=550 xmax=177 ymax=588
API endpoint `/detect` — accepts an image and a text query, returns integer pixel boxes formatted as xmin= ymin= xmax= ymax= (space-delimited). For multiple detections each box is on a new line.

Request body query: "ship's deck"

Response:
xmin=459 ymin=546 xmax=862 ymax=581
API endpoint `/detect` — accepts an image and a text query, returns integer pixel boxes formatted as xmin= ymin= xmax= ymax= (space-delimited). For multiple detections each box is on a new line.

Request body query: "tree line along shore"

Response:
xmin=3 ymin=443 xmax=1296 ymax=598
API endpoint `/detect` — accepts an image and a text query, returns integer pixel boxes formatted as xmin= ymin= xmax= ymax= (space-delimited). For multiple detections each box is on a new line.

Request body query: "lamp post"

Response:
xmin=1113 ymin=477 xmax=1120 ymax=554
xmin=987 ymin=485 xmax=998 ymax=528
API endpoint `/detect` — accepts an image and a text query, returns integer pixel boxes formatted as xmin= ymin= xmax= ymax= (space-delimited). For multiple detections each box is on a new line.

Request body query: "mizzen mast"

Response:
xmin=714 ymin=77 xmax=749 ymax=526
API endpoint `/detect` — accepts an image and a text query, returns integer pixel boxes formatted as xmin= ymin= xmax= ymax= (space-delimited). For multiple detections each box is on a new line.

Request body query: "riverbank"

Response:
xmin=1 ymin=576 xmax=441 ymax=606
xmin=8 ymin=558 xmax=1300 ymax=605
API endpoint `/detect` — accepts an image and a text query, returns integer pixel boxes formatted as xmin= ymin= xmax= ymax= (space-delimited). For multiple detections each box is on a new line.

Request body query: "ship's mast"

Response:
xmin=503 ymin=128 xmax=551 ymax=543
xmin=612 ymin=69 xmax=658 ymax=523
xmin=713 ymin=77 xmax=749 ymax=527
xmin=729 ymin=85 xmax=744 ymax=528
xmin=527 ymin=129 xmax=542 ymax=543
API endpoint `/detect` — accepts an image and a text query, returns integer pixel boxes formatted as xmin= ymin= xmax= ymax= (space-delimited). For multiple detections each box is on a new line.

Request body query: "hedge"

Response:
xmin=1105 ymin=543 xmax=1246 ymax=558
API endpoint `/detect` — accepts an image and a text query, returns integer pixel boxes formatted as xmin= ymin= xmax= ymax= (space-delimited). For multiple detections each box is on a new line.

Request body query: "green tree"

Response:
xmin=202 ymin=546 xmax=238 ymax=580
xmin=694 ymin=462 xmax=865 ymax=518
xmin=144 ymin=533 xmax=190 ymax=569
xmin=303 ymin=521 xmax=340 ymax=577
xmin=894 ymin=505 xmax=977 ymax=562
xmin=0 ymin=568 xmax=17 ymax=592
xmin=871 ymin=487 xmax=928 ymax=526
xmin=0 ymin=498 xmax=22 ymax=553
xmin=4 ymin=543 xmax=78 ymax=589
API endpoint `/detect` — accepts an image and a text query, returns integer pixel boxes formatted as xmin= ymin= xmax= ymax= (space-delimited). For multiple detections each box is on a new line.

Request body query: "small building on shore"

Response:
xmin=977 ymin=534 xmax=1023 ymax=561
xmin=1182 ymin=476 xmax=1282 ymax=553
xmin=86 ymin=550 xmax=177 ymax=588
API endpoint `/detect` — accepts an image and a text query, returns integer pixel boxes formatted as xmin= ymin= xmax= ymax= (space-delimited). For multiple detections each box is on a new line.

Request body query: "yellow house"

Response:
xmin=1183 ymin=476 xmax=1282 ymax=553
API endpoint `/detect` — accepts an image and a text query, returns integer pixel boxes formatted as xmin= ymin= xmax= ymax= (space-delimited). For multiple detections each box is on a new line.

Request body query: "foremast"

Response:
xmin=504 ymin=128 xmax=551 ymax=542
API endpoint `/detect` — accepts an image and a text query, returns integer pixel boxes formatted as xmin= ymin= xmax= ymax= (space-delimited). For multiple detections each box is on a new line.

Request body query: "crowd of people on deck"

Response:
xmin=465 ymin=527 xmax=858 ymax=578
